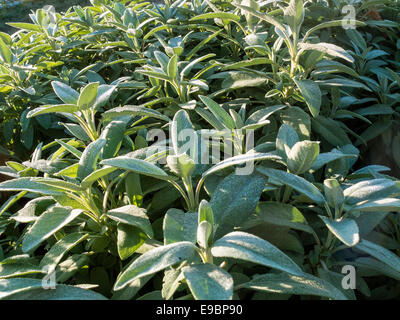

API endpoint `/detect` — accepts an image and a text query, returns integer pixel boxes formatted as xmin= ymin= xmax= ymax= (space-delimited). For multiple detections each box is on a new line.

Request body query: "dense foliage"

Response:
xmin=0 ymin=0 xmax=400 ymax=300
xmin=0 ymin=0 xmax=91 ymax=33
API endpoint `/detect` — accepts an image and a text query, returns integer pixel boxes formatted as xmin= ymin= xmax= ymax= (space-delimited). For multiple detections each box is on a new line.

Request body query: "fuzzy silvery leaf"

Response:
xmin=51 ymin=81 xmax=79 ymax=105
xmin=163 ymin=209 xmax=198 ymax=245
xmin=182 ymin=264 xmax=233 ymax=300
xmin=166 ymin=153 xmax=196 ymax=178
xmin=298 ymin=43 xmax=354 ymax=63
xmin=107 ymin=205 xmax=153 ymax=238
xmin=113 ymin=241 xmax=198 ymax=291
xmin=101 ymin=156 xmax=171 ymax=180
xmin=22 ymin=206 xmax=83 ymax=253
xmin=77 ymin=82 xmax=99 ymax=110
xmin=256 ymin=202 xmax=313 ymax=234
xmin=39 ymin=233 xmax=89 ymax=272
xmin=287 ymin=140 xmax=320 ymax=174
xmin=355 ymin=240 xmax=400 ymax=273
xmin=349 ymin=198 xmax=400 ymax=212
xmin=242 ymin=272 xmax=347 ymax=300
xmin=343 ymin=179 xmax=400 ymax=205
xmin=324 ymin=179 xmax=345 ymax=209
xmin=284 ymin=0 xmax=304 ymax=33
xmin=0 ymin=278 xmax=107 ymax=300
xmin=211 ymin=231 xmax=303 ymax=276
xmin=276 ymin=124 xmax=299 ymax=160
xmin=293 ymin=79 xmax=321 ymax=117
xmin=197 ymin=221 xmax=212 ymax=249
xmin=77 ymin=138 xmax=106 ymax=180
xmin=319 ymin=216 xmax=359 ymax=247
xmin=257 ymin=167 xmax=326 ymax=205
xmin=210 ymin=172 xmax=267 ymax=237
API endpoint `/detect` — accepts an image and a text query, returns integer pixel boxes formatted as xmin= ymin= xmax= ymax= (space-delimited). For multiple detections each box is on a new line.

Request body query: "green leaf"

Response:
xmin=6 ymin=22 xmax=41 ymax=32
xmin=198 ymin=200 xmax=214 ymax=227
xmin=294 ymin=79 xmax=321 ymax=117
xmin=343 ymin=179 xmax=399 ymax=205
xmin=202 ymin=152 xmax=281 ymax=178
xmin=186 ymin=29 xmax=223 ymax=60
xmin=210 ymin=172 xmax=267 ymax=237
xmin=257 ymin=167 xmax=326 ymax=205
xmin=162 ymin=268 xmax=184 ymax=300
xmin=27 ymin=104 xmax=80 ymax=118
xmin=35 ymin=178 xmax=83 ymax=193
xmin=100 ymin=120 xmax=126 ymax=159
xmin=284 ymin=0 xmax=304 ymax=33
xmin=314 ymin=60 xmax=360 ymax=79
xmin=77 ymin=82 xmax=99 ymax=110
xmin=221 ymin=58 xmax=273 ymax=71
xmin=233 ymin=2 xmax=287 ymax=35
xmin=55 ymin=139 xmax=83 ymax=159
xmin=0 ymin=38 xmax=13 ymax=64
xmin=114 ymin=242 xmax=198 ymax=291
xmin=279 ymin=106 xmax=311 ymax=140
xmin=101 ymin=156 xmax=170 ymax=180
xmin=350 ymin=198 xmax=400 ymax=212
xmin=311 ymin=116 xmax=352 ymax=147
xmin=170 ymin=109 xmax=195 ymax=155
xmin=180 ymin=53 xmax=216 ymax=78
xmin=356 ymin=240 xmax=400 ymax=273
xmin=60 ymin=123 xmax=90 ymax=141
xmin=154 ymin=51 xmax=170 ymax=72
xmin=11 ymin=197 xmax=54 ymax=223
xmin=166 ymin=153 xmax=196 ymax=178
xmin=137 ymin=69 xmax=170 ymax=82
xmin=103 ymin=105 xmax=170 ymax=122
xmin=95 ymin=84 xmax=116 ymax=108
xmin=51 ymin=81 xmax=79 ymax=105
xmin=107 ymin=205 xmax=153 ymax=238
xmin=117 ymin=224 xmax=147 ymax=260
xmin=324 ymin=179 xmax=344 ymax=209
xmin=190 ymin=12 xmax=240 ymax=22
xmin=197 ymin=220 xmax=212 ymax=249
xmin=351 ymin=257 xmax=400 ymax=283
xmin=304 ymin=20 xmax=366 ymax=40
xmin=77 ymin=139 xmax=106 ymax=180
xmin=163 ymin=209 xmax=198 ymax=245
xmin=311 ymin=152 xmax=357 ymax=172
xmin=195 ymin=108 xmax=225 ymax=131
xmin=287 ymin=141 xmax=320 ymax=174
xmin=167 ymin=55 xmax=178 ymax=81
xmin=221 ymin=72 xmax=268 ymax=90
xmin=242 ymin=272 xmax=347 ymax=300
xmin=199 ymin=95 xmax=235 ymax=130
xmin=211 ymin=231 xmax=303 ymax=275
xmin=319 ymin=216 xmax=359 ymax=247
xmin=276 ymin=124 xmax=299 ymax=160
xmin=0 ymin=177 xmax=64 ymax=196
xmin=182 ymin=264 xmax=233 ymax=300
xmin=298 ymin=43 xmax=354 ymax=63
xmin=40 ymin=233 xmax=89 ymax=272
xmin=22 ymin=206 xmax=83 ymax=253
xmin=256 ymin=202 xmax=313 ymax=234
xmin=81 ymin=166 xmax=117 ymax=189
xmin=0 ymin=258 xmax=44 ymax=279
xmin=0 ymin=278 xmax=107 ymax=300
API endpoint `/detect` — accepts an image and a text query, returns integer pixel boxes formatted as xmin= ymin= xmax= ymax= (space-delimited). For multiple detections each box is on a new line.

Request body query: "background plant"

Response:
xmin=0 ymin=0 xmax=400 ymax=300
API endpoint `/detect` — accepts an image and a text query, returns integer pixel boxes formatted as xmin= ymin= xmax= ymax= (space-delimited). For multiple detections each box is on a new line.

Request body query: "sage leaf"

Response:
xmin=114 ymin=242 xmax=198 ymax=291
xmin=211 ymin=231 xmax=303 ymax=276
xmin=22 ymin=206 xmax=83 ymax=253
xmin=182 ymin=264 xmax=233 ymax=300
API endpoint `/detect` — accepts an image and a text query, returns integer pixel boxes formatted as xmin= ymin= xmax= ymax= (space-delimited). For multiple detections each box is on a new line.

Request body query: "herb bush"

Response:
xmin=0 ymin=0 xmax=91 ymax=33
xmin=0 ymin=0 xmax=400 ymax=300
